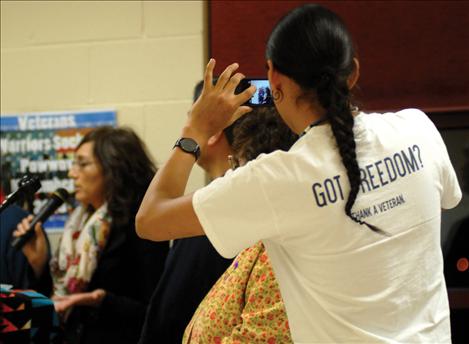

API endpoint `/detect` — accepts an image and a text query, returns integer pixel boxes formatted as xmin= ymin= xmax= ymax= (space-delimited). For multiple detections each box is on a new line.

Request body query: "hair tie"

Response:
xmin=317 ymin=72 xmax=334 ymax=89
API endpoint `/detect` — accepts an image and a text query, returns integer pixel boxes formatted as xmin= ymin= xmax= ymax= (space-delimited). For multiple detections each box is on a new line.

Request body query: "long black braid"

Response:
xmin=316 ymin=72 xmax=385 ymax=234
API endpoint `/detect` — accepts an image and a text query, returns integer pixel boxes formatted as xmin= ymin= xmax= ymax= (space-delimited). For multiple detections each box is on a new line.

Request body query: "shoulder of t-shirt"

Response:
xmin=200 ymin=150 xmax=288 ymax=193
xmin=389 ymin=108 xmax=448 ymax=147
xmin=363 ymin=108 xmax=422 ymax=121
xmin=241 ymin=149 xmax=293 ymax=176
xmin=213 ymin=150 xmax=295 ymax=194
xmin=388 ymin=108 xmax=434 ymax=128
xmin=362 ymin=108 xmax=438 ymax=136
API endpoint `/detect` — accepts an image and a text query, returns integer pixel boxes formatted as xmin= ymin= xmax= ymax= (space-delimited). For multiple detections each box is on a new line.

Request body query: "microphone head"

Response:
xmin=52 ymin=188 xmax=70 ymax=203
xmin=17 ymin=174 xmax=41 ymax=195
xmin=10 ymin=187 xmax=70 ymax=250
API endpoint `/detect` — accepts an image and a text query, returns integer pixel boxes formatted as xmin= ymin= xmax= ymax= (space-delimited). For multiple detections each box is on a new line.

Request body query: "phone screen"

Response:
xmin=246 ymin=79 xmax=273 ymax=106
xmin=235 ymin=78 xmax=273 ymax=106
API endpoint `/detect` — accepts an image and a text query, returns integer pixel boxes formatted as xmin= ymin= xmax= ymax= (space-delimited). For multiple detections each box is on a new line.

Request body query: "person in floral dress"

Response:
xmin=183 ymin=107 xmax=297 ymax=343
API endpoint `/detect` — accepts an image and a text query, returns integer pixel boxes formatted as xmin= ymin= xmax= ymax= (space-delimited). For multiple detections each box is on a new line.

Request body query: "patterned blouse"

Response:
xmin=183 ymin=241 xmax=293 ymax=343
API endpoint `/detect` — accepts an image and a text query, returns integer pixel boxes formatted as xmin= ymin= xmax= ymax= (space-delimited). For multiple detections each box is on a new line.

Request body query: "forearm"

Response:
xmin=28 ymin=254 xmax=48 ymax=279
xmin=136 ymin=59 xmax=253 ymax=241
xmin=154 ymin=126 xmax=206 ymax=198
xmin=27 ymin=261 xmax=52 ymax=295
xmin=136 ymin=127 xmax=207 ymax=241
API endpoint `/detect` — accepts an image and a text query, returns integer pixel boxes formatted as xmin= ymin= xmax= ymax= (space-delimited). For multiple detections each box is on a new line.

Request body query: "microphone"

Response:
xmin=11 ymin=188 xmax=70 ymax=250
xmin=0 ymin=175 xmax=41 ymax=214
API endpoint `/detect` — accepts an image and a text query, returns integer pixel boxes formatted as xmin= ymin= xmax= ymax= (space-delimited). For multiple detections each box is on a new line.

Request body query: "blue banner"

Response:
xmin=1 ymin=110 xmax=117 ymax=231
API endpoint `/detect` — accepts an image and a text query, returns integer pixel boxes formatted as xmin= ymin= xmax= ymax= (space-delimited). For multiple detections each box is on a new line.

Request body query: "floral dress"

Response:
xmin=183 ymin=241 xmax=293 ymax=344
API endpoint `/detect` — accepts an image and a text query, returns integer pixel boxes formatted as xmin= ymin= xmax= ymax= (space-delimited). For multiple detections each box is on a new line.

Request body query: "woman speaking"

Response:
xmin=15 ymin=127 xmax=168 ymax=343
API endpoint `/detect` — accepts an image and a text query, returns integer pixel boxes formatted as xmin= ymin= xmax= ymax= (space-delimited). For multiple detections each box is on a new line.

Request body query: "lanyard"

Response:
xmin=299 ymin=117 xmax=327 ymax=137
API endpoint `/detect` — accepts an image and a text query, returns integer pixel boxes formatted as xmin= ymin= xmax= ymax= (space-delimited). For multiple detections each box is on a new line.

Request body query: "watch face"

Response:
xmin=180 ymin=138 xmax=198 ymax=152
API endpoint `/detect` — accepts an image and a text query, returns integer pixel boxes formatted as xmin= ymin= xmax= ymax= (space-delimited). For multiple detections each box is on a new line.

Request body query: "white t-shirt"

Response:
xmin=193 ymin=109 xmax=461 ymax=343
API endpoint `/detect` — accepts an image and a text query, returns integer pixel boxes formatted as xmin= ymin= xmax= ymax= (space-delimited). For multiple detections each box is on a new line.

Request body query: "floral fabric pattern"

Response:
xmin=183 ymin=242 xmax=293 ymax=344
xmin=50 ymin=204 xmax=111 ymax=296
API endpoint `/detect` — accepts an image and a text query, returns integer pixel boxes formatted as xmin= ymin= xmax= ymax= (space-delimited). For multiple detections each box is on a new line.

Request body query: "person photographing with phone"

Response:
xmin=136 ymin=4 xmax=461 ymax=343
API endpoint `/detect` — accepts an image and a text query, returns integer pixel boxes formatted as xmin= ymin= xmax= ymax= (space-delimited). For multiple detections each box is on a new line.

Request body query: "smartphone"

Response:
xmin=236 ymin=78 xmax=273 ymax=107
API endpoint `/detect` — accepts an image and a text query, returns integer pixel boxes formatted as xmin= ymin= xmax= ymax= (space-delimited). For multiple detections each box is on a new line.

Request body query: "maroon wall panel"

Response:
xmin=209 ymin=1 xmax=469 ymax=113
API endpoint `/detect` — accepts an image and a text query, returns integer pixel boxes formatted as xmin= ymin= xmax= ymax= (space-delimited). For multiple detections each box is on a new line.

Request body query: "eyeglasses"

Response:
xmin=71 ymin=159 xmax=95 ymax=170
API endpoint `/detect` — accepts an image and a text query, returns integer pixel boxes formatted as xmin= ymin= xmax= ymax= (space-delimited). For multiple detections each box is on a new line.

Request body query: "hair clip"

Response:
xmin=228 ymin=155 xmax=240 ymax=170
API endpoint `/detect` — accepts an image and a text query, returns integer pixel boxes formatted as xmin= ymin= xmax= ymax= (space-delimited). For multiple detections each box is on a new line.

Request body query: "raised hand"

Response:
xmin=184 ymin=59 xmax=256 ymax=147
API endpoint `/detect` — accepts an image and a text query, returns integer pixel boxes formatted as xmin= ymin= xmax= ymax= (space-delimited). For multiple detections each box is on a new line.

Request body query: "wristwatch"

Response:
xmin=173 ymin=137 xmax=200 ymax=161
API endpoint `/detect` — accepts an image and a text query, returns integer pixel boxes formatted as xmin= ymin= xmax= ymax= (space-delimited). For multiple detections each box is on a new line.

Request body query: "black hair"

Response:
xmin=266 ymin=4 xmax=384 ymax=234
xmin=77 ymin=126 xmax=157 ymax=227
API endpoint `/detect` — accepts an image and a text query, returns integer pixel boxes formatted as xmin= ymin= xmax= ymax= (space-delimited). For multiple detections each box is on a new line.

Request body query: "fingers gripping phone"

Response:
xmin=236 ymin=78 xmax=273 ymax=107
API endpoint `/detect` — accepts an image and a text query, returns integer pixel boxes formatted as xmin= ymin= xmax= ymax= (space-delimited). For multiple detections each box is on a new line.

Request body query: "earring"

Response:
xmin=272 ymin=89 xmax=284 ymax=102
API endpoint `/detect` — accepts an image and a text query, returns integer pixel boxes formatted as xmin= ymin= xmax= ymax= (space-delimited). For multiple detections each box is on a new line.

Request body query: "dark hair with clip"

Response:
xmin=231 ymin=106 xmax=298 ymax=163
xmin=266 ymin=4 xmax=385 ymax=234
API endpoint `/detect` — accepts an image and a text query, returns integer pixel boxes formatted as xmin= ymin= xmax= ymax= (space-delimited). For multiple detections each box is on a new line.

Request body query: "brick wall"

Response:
xmin=1 ymin=0 xmax=207 ymax=193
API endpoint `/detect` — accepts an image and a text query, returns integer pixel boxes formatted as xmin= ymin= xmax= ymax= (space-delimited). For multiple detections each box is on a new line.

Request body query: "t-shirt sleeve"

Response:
xmin=438 ymin=140 xmax=462 ymax=209
xmin=414 ymin=109 xmax=462 ymax=209
xmin=193 ymin=164 xmax=279 ymax=259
